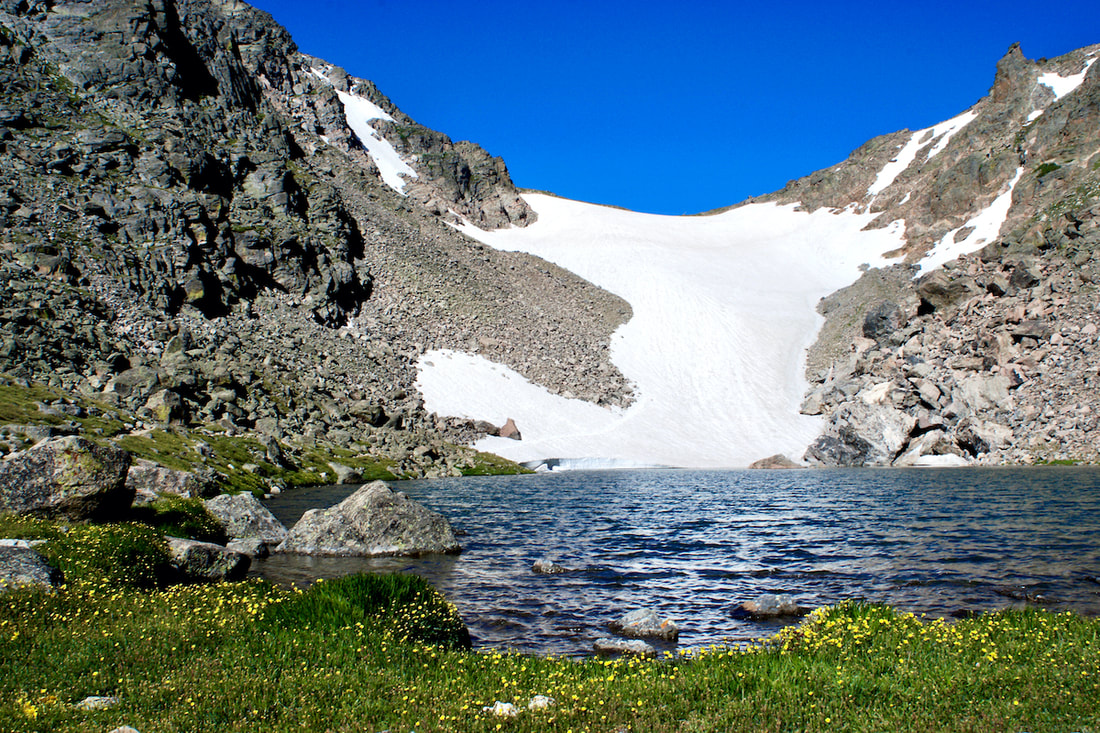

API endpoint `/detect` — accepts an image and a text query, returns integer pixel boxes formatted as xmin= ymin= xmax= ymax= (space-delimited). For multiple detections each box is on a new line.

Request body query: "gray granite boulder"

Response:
xmin=127 ymin=459 xmax=220 ymax=504
xmin=166 ymin=537 xmax=250 ymax=582
xmin=276 ymin=481 xmax=460 ymax=556
xmin=203 ymin=493 xmax=288 ymax=548
xmin=804 ymin=402 xmax=915 ymax=467
xmin=593 ymin=637 xmax=656 ymax=657
xmin=0 ymin=545 xmax=63 ymax=592
xmin=0 ymin=436 xmax=133 ymax=520
xmin=608 ymin=609 xmax=679 ymax=641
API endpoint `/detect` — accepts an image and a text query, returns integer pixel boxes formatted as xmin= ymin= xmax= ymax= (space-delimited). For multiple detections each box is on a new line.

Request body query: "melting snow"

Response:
xmin=1028 ymin=56 xmax=1096 ymax=122
xmin=920 ymin=167 xmax=1023 ymax=272
xmin=867 ymin=110 xmax=978 ymax=199
xmin=310 ymin=68 xmax=418 ymax=193
xmin=417 ymin=194 xmax=906 ymax=468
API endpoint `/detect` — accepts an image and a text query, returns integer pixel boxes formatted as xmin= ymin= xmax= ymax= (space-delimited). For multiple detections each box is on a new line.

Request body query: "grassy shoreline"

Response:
xmin=2 ymin=571 xmax=1097 ymax=733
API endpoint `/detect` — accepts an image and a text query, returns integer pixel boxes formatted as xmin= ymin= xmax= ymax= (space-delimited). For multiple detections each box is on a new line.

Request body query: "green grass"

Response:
xmin=1035 ymin=161 xmax=1062 ymax=178
xmin=0 ymin=573 xmax=1097 ymax=732
xmin=460 ymin=450 xmax=534 ymax=476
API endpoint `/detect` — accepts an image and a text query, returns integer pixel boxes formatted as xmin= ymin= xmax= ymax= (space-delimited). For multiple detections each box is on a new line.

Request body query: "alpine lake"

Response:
xmin=255 ymin=467 xmax=1100 ymax=657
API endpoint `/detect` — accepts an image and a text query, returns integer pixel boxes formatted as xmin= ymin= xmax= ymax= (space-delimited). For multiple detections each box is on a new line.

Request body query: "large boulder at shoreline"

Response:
xmin=0 ymin=544 xmax=63 ymax=592
xmin=0 ymin=436 xmax=133 ymax=520
xmin=276 ymin=481 xmax=461 ymax=557
xmin=803 ymin=402 xmax=915 ymax=467
xmin=166 ymin=537 xmax=251 ymax=583
xmin=203 ymin=493 xmax=289 ymax=550
xmin=608 ymin=608 xmax=679 ymax=641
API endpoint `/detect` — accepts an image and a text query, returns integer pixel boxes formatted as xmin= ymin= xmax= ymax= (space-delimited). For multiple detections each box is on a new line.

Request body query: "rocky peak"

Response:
xmin=760 ymin=42 xmax=1100 ymax=265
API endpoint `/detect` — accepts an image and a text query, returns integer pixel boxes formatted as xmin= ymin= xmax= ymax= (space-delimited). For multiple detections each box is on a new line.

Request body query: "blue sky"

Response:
xmin=249 ymin=0 xmax=1099 ymax=215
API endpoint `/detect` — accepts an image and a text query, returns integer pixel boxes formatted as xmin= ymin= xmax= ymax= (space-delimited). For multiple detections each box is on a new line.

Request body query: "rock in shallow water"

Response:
xmin=608 ymin=608 xmax=679 ymax=641
xmin=276 ymin=481 xmax=460 ymax=556
xmin=732 ymin=593 xmax=807 ymax=620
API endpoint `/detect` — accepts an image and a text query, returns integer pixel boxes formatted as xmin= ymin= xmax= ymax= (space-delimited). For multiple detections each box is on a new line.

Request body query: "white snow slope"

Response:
xmin=415 ymin=194 xmax=907 ymax=468
xmin=311 ymin=68 xmax=419 ymax=193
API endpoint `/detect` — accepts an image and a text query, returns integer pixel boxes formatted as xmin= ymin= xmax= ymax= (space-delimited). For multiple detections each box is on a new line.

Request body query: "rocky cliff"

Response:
xmin=787 ymin=43 xmax=1100 ymax=466
xmin=0 ymin=0 xmax=631 ymax=484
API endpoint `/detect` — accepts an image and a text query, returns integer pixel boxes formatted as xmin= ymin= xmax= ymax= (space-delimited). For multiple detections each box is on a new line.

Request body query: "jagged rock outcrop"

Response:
xmin=804 ymin=209 xmax=1100 ymax=465
xmin=761 ymin=42 xmax=1100 ymax=264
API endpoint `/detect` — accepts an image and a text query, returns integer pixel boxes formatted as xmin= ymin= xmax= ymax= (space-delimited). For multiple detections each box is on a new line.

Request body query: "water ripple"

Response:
xmin=255 ymin=467 xmax=1100 ymax=655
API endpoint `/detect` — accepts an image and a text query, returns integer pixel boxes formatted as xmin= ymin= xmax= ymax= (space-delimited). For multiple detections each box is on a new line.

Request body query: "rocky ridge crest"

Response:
xmin=790 ymin=43 xmax=1100 ymax=466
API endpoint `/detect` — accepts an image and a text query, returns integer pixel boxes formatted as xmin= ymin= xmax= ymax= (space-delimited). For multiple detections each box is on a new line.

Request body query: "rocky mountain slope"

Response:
xmin=1 ymin=0 xmax=1097 ymax=476
xmin=0 ymin=0 xmax=631 ymax=484
xmin=785 ymin=43 xmax=1100 ymax=466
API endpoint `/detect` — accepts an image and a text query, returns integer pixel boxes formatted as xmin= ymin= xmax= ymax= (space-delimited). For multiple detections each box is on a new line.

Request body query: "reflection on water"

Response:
xmin=254 ymin=467 xmax=1100 ymax=656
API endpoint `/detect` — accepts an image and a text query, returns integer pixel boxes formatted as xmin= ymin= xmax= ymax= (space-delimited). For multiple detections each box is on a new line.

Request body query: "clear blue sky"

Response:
xmin=249 ymin=0 xmax=1099 ymax=215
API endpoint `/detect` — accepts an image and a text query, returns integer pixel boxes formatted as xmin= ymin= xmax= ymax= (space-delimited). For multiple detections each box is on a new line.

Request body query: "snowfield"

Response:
xmin=416 ymin=194 xmax=907 ymax=468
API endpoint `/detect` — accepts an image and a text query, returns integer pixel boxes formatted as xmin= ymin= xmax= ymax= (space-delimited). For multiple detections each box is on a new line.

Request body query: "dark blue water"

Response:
xmin=254 ymin=467 xmax=1100 ymax=656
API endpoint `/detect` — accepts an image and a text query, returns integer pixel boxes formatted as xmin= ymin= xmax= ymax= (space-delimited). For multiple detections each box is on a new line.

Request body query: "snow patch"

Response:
xmin=1028 ymin=56 xmax=1096 ymax=122
xmin=926 ymin=110 xmax=978 ymax=158
xmin=920 ymin=167 xmax=1023 ymax=272
xmin=867 ymin=110 xmax=977 ymax=199
xmin=1038 ymin=56 xmax=1096 ymax=100
xmin=310 ymin=68 xmax=419 ymax=194
xmin=418 ymin=194 xmax=906 ymax=468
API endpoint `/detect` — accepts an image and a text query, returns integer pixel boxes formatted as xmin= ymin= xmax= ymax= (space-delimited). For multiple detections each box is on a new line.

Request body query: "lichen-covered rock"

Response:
xmin=0 ymin=545 xmax=63 ymax=592
xmin=166 ymin=536 xmax=250 ymax=582
xmin=127 ymin=459 xmax=220 ymax=504
xmin=276 ymin=480 xmax=460 ymax=556
xmin=204 ymin=492 xmax=288 ymax=545
xmin=0 ymin=436 xmax=133 ymax=520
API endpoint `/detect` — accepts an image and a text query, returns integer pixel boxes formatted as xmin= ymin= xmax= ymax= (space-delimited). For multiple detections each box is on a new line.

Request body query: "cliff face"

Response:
xmin=0 ymin=0 xmax=631 ymax=481
xmin=791 ymin=43 xmax=1100 ymax=466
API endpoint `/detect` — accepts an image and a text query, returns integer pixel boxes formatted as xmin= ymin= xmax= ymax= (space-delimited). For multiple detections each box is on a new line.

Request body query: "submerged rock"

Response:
xmin=532 ymin=558 xmax=571 ymax=574
xmin=276 ymin=481 xmax=460 ymax=556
